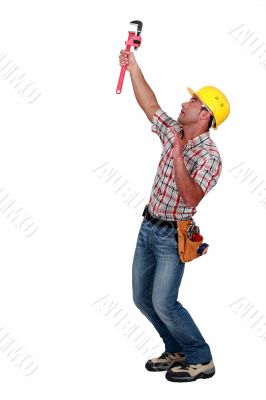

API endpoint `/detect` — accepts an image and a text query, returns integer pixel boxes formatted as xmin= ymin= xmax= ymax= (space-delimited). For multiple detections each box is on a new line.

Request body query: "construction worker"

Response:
xmin=118 ymin=49 xmax=230 ymax=383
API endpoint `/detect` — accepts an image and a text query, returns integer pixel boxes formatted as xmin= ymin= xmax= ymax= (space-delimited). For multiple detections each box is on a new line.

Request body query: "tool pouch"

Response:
xmin=177 ymin=220 xmax=209 ymax=263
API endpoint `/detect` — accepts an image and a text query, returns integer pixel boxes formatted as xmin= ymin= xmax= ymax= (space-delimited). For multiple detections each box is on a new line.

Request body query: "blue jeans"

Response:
xmin=132 ymin=217 xmax=212 ymax=364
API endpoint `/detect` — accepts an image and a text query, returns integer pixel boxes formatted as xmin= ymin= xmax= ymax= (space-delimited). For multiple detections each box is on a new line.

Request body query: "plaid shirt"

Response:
xmin=147 ymin=108 xmax=222 ymax=221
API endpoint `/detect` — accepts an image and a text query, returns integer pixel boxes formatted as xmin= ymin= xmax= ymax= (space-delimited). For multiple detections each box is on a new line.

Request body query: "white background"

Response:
xmin=0 ymin=0 xmax=266 ymax=398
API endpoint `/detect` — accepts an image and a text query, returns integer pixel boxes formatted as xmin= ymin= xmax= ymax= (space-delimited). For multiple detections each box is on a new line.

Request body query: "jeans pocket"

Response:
xmin=157 ymin=227 xmax=178 ymax=249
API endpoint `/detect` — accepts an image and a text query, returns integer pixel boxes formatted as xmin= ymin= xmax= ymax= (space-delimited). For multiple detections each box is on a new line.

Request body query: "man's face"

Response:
xmin=178 ymin=95 xmax=205 ymax=126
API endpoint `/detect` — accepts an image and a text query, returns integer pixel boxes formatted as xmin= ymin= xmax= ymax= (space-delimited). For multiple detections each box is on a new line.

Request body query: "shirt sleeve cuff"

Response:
xmin=151 ymin=108 xmax=164 ymax=134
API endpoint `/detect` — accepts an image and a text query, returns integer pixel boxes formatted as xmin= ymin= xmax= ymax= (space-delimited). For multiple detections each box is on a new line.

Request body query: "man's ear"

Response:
xmin=200 ymin=109 xmax=211 ymax=122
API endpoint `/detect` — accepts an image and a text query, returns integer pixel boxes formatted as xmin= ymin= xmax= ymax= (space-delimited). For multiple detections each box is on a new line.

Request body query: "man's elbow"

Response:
xmin=184 ymin=186 xmax=205 ymax=208
xmin=184 ymin=198 xmax=199 ymax=208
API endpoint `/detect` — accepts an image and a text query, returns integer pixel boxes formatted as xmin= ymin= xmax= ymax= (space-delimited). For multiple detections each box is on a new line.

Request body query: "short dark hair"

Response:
xmin=208 ymin=114 xmax=214 ymax=130
xmin=201 ymin=106 xmax=214 ymax=130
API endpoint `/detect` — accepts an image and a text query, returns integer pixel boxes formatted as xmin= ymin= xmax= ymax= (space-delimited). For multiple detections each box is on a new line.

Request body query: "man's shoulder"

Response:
xmin=152 ymin=109 xmax=185 ymax=135
xmin=205 ymin=136 xmax=222 ymax=161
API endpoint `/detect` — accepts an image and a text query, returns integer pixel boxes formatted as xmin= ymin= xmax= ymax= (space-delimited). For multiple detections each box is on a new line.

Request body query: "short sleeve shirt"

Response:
xmin=147 ymin=108 xmax=222 ymax=221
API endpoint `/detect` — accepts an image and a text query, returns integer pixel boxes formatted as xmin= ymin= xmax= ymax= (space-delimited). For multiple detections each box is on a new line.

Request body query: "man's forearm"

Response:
xmin=173 ymin=156 xmax=204 ymax=208
xmin=129 ymin=65 xmax=158 ymax=110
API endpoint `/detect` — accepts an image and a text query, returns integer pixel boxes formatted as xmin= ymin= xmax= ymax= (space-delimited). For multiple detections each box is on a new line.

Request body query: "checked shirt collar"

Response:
xmin=184 ymin=130 xmax=210 ymax=150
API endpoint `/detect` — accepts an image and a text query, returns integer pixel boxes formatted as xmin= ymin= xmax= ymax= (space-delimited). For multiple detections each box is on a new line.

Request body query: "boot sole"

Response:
xmin=165 ymin=369 xmax=215 ymax=382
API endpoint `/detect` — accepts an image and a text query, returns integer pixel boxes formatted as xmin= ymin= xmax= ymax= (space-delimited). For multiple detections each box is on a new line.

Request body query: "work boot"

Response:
xmin=145 ymin=351 xmax=186 ymax=372
xmin=165 ymin=360 xmax=215 ymax=382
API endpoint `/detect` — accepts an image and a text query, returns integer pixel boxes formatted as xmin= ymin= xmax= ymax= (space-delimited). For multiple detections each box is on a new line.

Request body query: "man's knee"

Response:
xmin=152 ymin=296 xmax=168 ymax=317
xmin=152 ymin=297 xmax=182 ymax=318
xmin=133 ymin=290 xmax=152 ymax=311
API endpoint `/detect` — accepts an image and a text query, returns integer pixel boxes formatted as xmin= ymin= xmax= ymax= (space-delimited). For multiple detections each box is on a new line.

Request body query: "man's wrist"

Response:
xmin=129 ymin=64 xmax=140 ymax=75
xmin=173 ymin=155 xmax=184 ymax=162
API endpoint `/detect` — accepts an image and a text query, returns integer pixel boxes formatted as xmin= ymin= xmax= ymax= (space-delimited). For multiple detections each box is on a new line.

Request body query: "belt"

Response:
xmin=142 ymin=205 xmax=177 ymax=228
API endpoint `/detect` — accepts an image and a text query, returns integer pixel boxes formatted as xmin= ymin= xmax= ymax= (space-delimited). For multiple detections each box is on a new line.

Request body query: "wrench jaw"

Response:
xmin=130 ymin=20 xmax=143 ymax=36
xmin=129 ymin=20 xmax=143 ymax=50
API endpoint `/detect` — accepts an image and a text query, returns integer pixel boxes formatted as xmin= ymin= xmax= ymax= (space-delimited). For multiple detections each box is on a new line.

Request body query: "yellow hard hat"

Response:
xmin=187 ymin=86 xmax=230 ymax=129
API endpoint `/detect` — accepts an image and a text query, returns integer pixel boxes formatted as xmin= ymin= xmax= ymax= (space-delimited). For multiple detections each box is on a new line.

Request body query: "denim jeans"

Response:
xmin=132 ymin=217 xmax=212 ymax=364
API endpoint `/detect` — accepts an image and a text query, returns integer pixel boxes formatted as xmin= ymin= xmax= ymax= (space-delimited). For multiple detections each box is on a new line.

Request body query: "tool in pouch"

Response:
xmin=177 ymin=219 xmax=209 ymax=263
xmin=116 ymin=20 xmax=143 ymax=94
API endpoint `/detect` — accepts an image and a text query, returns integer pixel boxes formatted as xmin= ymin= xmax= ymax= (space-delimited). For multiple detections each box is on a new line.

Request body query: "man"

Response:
xmin=118 ymin=49 xmax=230 ymax=382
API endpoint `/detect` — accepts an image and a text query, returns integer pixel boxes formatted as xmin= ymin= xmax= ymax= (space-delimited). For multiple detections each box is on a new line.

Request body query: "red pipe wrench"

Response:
xmin=116 ymin=20 xmax=143 ymax=94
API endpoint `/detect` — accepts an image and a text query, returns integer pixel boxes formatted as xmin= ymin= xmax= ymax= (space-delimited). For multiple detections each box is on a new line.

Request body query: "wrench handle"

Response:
xmin=116 ymin=42 xmax=132 ymax=94
xmin=116 ymin=65 xmax=127 ymax=94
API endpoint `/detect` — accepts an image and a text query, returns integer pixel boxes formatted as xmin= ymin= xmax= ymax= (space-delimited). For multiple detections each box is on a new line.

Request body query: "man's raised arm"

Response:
xmin=119 ymin=50 xmax=161 ymax=122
